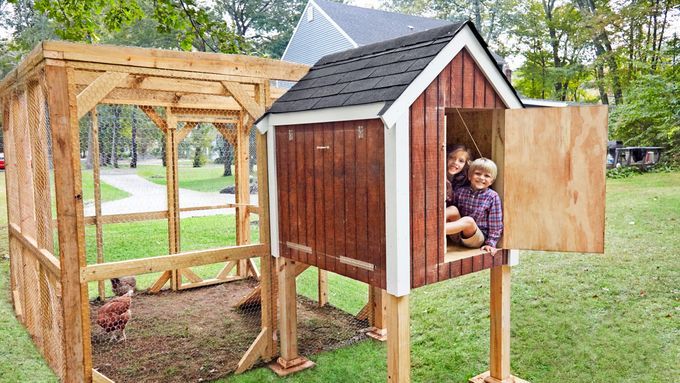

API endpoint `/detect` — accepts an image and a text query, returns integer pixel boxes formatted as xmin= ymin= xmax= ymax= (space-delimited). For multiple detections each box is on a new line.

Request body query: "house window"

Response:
xmin=307 ymin=7 xmax=314 ymax=21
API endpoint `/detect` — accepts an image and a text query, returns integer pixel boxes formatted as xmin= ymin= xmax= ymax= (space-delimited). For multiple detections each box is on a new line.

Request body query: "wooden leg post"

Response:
xmin=317 ymin=268 xmax=328 ymax=307
xmin=387 ymin=293 xmax=409 ymax=383
xmin=269 ymin=258 xmax=314 ymax=376
xmin=367 ymin=286 xmax=388 ymax=341
xmin=470 ymin=264 xmax=528 ymax=383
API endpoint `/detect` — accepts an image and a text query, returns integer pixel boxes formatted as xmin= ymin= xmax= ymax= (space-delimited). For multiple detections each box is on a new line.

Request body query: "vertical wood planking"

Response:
xmin=355 ymin=120 xmax=368 ymax=282
xmin=295 ymin=126 xmax=307 ymax=264
xmin=366 ymin=120 xmax=383 ymax=287
xmin=344 ymin=121 xmax=358 ymax=280
xmin=287 ymin=125 xmax=299 ymax=262
xmin=322 ymin=123 xmax=336 ymax=273
xmin=437 ymin=66 xmax=451 ymax=282
xmin=484 ymin=76 xmax=496 ymax=108
xmin=474 ymin=64 xmax=486 ymax=107
xmin=276 ymin=127 xmax=290 ymax=259
xmin=45 ymin=64 xmax=92 ymax=383
xmin=313 ymin=124 xmax=326 ymax=270
xmin=409 ymin=94 xmax=426 ymax=288
xmin=304 ymin=125 xmax=316 ymax=266
xmin=424 ymin=80 xmax=440 ymax=285
xmin=332 ymin=123 xmax=346 ymax=277
xmin=462 ymin=50 xmax=475 ymax=108
xmin=451 ymin=53 xmax=463 ymax=107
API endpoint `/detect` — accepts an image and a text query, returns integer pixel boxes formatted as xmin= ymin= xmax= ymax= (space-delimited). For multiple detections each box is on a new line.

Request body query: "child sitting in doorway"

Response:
xmin=445 ymin=158 xmax=503 ymax=255
xmin=445 ymin=144 xmax=472 ymax=213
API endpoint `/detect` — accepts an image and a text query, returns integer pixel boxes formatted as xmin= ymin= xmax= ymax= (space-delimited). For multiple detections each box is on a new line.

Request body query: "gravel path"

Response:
xmin=84 ymin=173 xmax=257 ymax=218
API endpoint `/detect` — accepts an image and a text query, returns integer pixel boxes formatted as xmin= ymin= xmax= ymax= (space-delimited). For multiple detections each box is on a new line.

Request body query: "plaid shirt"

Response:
xmin=453 ymin=186 xmax=503 ymax=247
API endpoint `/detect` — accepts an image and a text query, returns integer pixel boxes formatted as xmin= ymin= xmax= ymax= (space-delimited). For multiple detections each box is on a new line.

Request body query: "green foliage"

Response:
xmin=609 ymin=71 xmax=680 ymax=162
xmin=606 ymin=165 xmax=642 ymax=179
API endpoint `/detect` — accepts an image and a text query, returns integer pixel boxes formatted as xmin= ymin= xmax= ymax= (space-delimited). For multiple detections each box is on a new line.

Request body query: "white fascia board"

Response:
xmin=264 ymin=102 xmax=384 ymax=129
xmin=384 ymin=111 xmax=411 ymax=296
xmin=266 ymin=126 xmax=280 ymax=257
xmin=382 ymin=25 xmax=522 ymax=127
xmin=255 ymin=114 xmax=270 ymax=134
xmin=521 ymin=98 xmax=568 ymax=107
xmin=281 ymin=1 xmax=313 ymax=61
xmin=310 ymin=0 xmax=359 ymax=48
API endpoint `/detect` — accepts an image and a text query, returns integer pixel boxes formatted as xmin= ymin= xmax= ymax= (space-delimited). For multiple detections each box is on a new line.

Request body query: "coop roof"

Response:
xmin=259 ymin=21 xmax=522 ymax=128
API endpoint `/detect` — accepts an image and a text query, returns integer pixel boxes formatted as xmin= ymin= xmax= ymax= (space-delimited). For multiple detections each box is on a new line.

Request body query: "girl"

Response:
xmin=445 ymin=144 xmax=472 ymax=223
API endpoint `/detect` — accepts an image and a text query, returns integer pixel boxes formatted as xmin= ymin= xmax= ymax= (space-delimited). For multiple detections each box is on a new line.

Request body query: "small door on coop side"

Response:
xmin=500 ymin=105 xmax=608 ymax=253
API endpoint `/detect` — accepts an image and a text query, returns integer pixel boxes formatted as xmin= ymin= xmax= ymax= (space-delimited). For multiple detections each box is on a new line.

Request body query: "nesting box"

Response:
xmin=257 ymin=21 xmax=607 ymax=296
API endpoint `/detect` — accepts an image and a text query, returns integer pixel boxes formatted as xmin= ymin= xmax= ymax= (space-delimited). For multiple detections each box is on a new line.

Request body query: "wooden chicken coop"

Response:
xmin=256 ymin=21 xmax=608 ymax=382
xmin=0 ymin=41 xmax=308 ymax=382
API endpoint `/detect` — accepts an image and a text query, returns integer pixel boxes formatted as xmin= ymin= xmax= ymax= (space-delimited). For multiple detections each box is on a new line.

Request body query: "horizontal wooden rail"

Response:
xmin=178 ymin=204 xmax=231 ymax=213
xmin=81 ymin=243 xmax=268 ymax=282
xmin=9 ymin=223 xmax=61 ymax=277
xmin=83 ymin=210 xmax=168 ymax=225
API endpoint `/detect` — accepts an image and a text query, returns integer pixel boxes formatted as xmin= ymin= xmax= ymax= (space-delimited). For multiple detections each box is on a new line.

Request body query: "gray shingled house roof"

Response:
xmin=267 ymin=21 xmax=518 ymax=116
xmin=314 ymin=0 xmax=451 ymax=45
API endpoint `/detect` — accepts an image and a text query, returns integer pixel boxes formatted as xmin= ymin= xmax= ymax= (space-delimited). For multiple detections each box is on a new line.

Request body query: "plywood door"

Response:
xmin=501 ymin=106 xmax=608 ymax=253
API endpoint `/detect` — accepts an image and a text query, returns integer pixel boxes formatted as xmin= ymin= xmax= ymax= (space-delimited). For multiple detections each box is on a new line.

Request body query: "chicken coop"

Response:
xmin=0 ymin=41 xmax=316 ymax=382
xmin=256 ymin=21 xmax=608 ymax=382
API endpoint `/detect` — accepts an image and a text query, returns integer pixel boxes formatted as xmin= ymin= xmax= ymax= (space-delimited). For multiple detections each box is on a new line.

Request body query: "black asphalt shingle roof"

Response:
xmin=268 ymin=22 xmax=467 ymax=115
xmin=314 ymin=0 xmax=452 ymax=45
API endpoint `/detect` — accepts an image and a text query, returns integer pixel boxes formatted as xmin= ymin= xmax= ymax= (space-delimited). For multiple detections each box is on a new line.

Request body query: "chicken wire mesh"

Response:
xmin=3 ymin=74 xmax=65 ymax=380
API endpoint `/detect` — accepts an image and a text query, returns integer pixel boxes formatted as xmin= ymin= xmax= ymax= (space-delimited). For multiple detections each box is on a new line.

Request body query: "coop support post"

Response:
xmin=270 ymin=258 xmax=315 ymax=376
xmin=367 ymin=286 xmax=388 ymax=341
xmin=386 ymin=293 xmax=409 ymax=383
xmin=45 ymin=64 xmax=93 ymax=383
xmin=90 ymin=109 xmax=106 ymax=299
xmin=318 ymin=269 xmax=328 ymax=307
xmin=470 ymin=259 xmax=527 ymax=383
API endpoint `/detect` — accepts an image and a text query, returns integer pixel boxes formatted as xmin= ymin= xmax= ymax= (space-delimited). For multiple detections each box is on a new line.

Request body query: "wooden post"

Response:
xmin=470 ymin=264 xmax=528 ymax=383
xmin=367 ymin=286 xmax=388 ymax=341
xmin=165 ymin=109 xmax=180 ymax=290
xmin=257 ymin=132 xmax=276 ymax=360
xmin=270 ymin=258 xmax=314 ymax=376
xmin=317 ymin=269 xmax=328 ymax=307
xmin=235 ymin=111 xmax=250 ymax=277
xmin=387 ymin=293 xmax=409 ymax=383
xmin=90 ymin=110 xmax=106 ymax=299
xmin=45 ymin=64 xmax=92 ymax=383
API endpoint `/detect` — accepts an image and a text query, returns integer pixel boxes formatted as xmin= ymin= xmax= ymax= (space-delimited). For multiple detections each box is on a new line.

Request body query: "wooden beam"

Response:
xmin=8 ymin=224 xmax=60 ymax=277
xmin=217 ymin=261 xmax=237 ymax=279
xmin=45 ymin=64 xmax=92 ymax=383
xmin=166 ymin=108 xmax=180 ymax=290
xmin=247 ymin=258 xmax=261 ymax=280
xmin=81 ymin=244 xmax=268 ymax=282
xmin=235 ymin=327 xmax=270 ymax=374
xmin=222 ymin=81 xmax=265 ymax=120
xmin=318 ymin=269 xmax=328 ymax=307
xmin=387 ymin=293 xmax=409 ymax=383
xmin=76 ymin=71 xmax=128 ymax=119
xmin=489 ymin=265 xmax=511 ymax=381
xmin=44 ymin=40 xmax=309 ymax=81
xmin=83 ymin=210 xmax=168 ymax=225
xmin=235 ymin=111 xmax=250 ymax=277
xmin=367 ymin=287 xmax=388 ymax=341
xmin=148 ymin=270 xmax=172 ymax=293
xmin=92 ymin=369 xmax=115 ymax=383
xmin=99 ymin=87 xmax=242 ymax=110
xmin=235 ymin=264 xmax=309 ymax=308
xmin=140 ymin=106 xmax=168 ymax=134
xmin=178 ymin=275 xmax=246 ymax=290
xmin=174 ymin=121 xmax=198 ymax=144
xmin=180 ymin=268 xmax=203 ymax=283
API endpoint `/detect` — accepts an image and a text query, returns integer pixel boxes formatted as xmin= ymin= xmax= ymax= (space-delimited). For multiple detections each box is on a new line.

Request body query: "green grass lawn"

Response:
xmin=81 ymin=169 xmax=130 ymax=204
xmin=1 ymin=172 xmax=679 ymax=382
xmin=137 ymin=163 xmax=236 ymax=193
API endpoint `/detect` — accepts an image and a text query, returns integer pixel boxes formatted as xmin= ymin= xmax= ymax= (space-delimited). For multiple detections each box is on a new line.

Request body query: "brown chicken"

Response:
xmin=111 ymin=276 xmax=136 ymax=296
xmin=96 ymin=290 xmax=132 ymax=342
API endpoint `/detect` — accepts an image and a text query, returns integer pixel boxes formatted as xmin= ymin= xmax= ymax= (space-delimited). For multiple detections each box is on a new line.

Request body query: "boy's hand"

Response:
xmin=481 ymin=245 xmax=497 ymax=255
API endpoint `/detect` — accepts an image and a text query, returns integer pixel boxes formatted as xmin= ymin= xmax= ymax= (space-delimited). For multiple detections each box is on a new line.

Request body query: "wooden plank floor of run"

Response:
xmin=442 ymin=245 xmax=509 ymax=280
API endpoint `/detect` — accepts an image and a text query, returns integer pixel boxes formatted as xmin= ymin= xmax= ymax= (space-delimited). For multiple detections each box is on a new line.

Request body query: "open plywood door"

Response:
xmin=500 ymin=106 xmax=608 ymax=253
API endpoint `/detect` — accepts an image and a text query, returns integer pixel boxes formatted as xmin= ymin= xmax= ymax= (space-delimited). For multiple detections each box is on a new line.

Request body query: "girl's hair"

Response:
xmin=468 ymin=158 xmax=498 ymax=180
xmin=447 ymin=144 xmax=472 ymax=161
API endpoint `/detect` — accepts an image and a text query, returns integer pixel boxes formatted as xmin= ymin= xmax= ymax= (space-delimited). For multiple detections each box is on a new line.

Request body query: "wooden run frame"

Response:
xmin=0 ymin=41 xmax=308 ymax=382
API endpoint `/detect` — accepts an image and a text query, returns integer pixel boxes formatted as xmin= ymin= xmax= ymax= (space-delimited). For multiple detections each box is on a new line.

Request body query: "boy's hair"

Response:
xmin=447 ymin=144 xmax=472 ymax=162
xmin=468 ymin=158 xmax=498 ymax=180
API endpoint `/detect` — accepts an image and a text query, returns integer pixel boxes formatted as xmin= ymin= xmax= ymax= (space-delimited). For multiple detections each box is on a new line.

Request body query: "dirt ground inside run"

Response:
xmin=89 ymin=279 xmax=368 ymax=383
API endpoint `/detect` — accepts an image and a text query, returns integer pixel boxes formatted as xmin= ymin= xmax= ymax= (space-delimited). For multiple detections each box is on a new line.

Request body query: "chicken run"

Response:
xmin=0 ymin=42 xmax=382 ymax=383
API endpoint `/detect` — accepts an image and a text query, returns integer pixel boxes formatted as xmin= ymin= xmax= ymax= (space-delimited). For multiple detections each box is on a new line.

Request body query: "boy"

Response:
xmin=445 ymin=158 xmax=503 ymax=255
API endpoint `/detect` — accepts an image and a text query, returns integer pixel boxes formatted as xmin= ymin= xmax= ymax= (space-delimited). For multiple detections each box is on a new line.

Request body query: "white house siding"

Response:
xmin=282 ymin=4 xmax=355 ymax=67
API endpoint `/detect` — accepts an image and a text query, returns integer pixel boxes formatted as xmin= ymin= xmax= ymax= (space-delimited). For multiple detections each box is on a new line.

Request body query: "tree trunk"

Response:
xmin=595 ymin=64 xmax=609 ymax=105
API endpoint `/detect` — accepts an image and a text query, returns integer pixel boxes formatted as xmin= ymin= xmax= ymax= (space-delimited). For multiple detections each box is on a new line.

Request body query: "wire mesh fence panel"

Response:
xmin=294 ymin=267 xmax=371 ymax=357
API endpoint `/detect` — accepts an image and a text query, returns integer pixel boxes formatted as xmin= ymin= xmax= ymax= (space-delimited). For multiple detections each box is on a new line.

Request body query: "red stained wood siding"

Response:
xmin=275 ymin=119 xmax=386 ymax=289
xmin=410 ymin=48 xmax=508 ymax=288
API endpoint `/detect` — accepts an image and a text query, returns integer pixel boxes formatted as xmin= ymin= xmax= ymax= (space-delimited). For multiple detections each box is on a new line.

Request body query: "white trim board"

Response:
xmin=384 ymin=111 xmax=411 ymax=296
xmin=256 ymin=102 xmax=385 ymax=133
xmin=381 ymin=25 xmax=523 ymax=127
xmin=265 ymin=127 xmax=280 ymax=257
